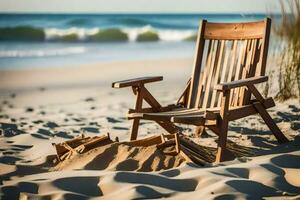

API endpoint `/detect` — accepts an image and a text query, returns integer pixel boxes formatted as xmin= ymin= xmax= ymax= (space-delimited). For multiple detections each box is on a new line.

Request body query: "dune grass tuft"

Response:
xmin=275 ymin=0 xmax=300 ymax=101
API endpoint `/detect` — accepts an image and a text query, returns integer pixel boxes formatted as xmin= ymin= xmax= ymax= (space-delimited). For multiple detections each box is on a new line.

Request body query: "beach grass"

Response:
xmin=275 ymin=0 xmax=300 ymax=101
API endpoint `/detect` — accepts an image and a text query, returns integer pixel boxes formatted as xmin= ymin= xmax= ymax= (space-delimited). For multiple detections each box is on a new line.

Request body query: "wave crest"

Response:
xmin=0 ymin=26 xmax=196 ymax=42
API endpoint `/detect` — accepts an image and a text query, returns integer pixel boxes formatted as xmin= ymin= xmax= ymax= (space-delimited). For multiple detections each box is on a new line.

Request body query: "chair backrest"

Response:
xmin=187 ymin=18 xmax=271 ymax=109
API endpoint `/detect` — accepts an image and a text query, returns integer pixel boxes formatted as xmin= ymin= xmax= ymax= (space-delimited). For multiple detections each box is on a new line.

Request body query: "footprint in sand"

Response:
xmin=81 ymin=127 xmax=99 ymax=133
xmin=37 ymin=128 xmax=54 ymax=137
xmin=55 ymin=131 xmax=73 ymax=139
xmin=43 ymin=122 xmax=59 ymax=129
xmin=112 ymin=126 xmax=129 ymax=130
xmin=0 ymin=123 xmax=25 ymax=137
xmin=85 ymin=97 xmax=95 ymax=102
xmin=39 ymin=111 xmax=46 ymax=115
xmin=291 ymin=122 xmax=300 ymax=131
xmin=25 ymin=107 xmax=34 ymax=112
xmin=89 ymin=122 xmax=101 ymax=127
xmin=32 ymin=120 xmax=43 ymax=124
xmin=10 ymin=93 xmax=16 ymax=98
xmin=289 ymin=105 xmax=300 ymax=113
xmin=31 ymin=133 xmax=49 ymax=140
xmin=39 ymin=87 xmax=46 ymax=92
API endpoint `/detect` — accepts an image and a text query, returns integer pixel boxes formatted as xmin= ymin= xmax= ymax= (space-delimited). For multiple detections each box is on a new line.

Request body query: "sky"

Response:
xmin=0 ymin=0 xmax=287 ymax=14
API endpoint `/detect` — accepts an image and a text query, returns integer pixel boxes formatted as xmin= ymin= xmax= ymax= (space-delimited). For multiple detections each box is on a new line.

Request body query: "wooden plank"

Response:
xmin=195 ymin=39 xmax=213 ymax=108
xmin=175 ymin=133 xmax=180 ymax=153
xmin=140 ymin=109 xmax=205 ymax=121
xmin=253 ymin=103 xmax=289 ymax=144
xmin=82 ymin=133 xmax=110 ymax=147
xmin=188 ymin=20 xmax=207 ymax=108
xmin=210 ymin=40 xmax=225 ymax=108
xmin=227 ymin=40 xmax=238 ymax=85
xmin=128 ymin=104 xmax=182 ymax=115
xmin=238 ymin=39 xmax=253 ymax=106
xmin=179 ymin=135 xmax=215 ymax=163
xmin=215 ymin=89 xmax=230 ymax=163
xmin=202 ymin=40 xmax=219 ymax=108
xmin=232 ymin=40 xmax=247 ymax=107
xmin=156 ymin=139 xmax=175 ymax=149
xmin=228 ymin=97 xmax=275 ymax=121
xmin=243 ymin=39 xmax=260 ymax=104
xmin=204 ymin=20 xmax=266 ymax=40
xmin=180 ymin=145 xmax=208 ymax=165
xmin=214 ymin=76 xmax=268 ymax=91
xmin=112 ymin=76 xmax=163 ymax=88
xmin=249 ymin=39 xmax=261 ymax=79
xmin=171 ymin=115 xmax=217 ymax=126
xmin=160 ymin=134 xmax=166 ymax=143
xmin=217 ymin=40 xmax=231 ymax=107
xmin=130 ymin=86 xmax=143 ymax=140
xmin=123 ymin=135 xmax=174 ymax=147
xmin=179 ymin=149 xmax=193 ymax=163
xmin=257 ymin=18 xmax=271 ymax=76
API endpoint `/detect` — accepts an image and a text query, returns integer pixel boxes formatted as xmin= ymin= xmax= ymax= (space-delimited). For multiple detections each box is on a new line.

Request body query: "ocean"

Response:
xmin=0 ymin=14 xmax=277 ymax=70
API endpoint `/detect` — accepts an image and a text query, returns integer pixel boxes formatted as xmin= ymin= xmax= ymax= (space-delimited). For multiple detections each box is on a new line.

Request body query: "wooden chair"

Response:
xmin=112 ymin=18 xmax=289 ymax=163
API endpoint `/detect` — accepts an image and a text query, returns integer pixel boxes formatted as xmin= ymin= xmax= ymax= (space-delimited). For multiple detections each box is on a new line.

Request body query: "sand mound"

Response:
xmin=52 ymin=143 xmax=186 ymax=172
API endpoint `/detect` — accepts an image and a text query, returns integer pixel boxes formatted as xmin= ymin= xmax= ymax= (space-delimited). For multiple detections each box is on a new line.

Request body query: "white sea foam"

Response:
xmin=45 ymin=27 xmax=99 ymax=40
xmin=158 ymin=30 xmax=195 ymax=41
xmin=43 ymin=26 xmax=195 ymax=42
xmin=0 ymin=47 xmax=86 ymax=58
xmin=123 ymin=25 xmax=195 ymax=41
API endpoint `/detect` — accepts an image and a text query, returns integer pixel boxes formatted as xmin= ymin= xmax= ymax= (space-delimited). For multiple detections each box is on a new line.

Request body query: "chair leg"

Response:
xmin=254 ymin=103 xmax=289 ymax=144
xmin=215 ymin=120 xmax=229 ymax=163
xmin=215 ymin=89 xmax=234 ymax=163
xmin=130 ymin=86 xmax=144 ymax=141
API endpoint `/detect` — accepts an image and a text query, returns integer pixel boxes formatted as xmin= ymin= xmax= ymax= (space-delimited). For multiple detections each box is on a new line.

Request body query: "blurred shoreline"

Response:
xmin=0 ymin=13 xmax=279 ymax=70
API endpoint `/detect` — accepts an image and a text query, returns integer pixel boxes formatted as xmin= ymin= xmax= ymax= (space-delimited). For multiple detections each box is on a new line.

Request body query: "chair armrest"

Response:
xmin=112 ymin=76 xmax=163 ymax=88
xmin=214 ymin=76 xmax=268 ymax=91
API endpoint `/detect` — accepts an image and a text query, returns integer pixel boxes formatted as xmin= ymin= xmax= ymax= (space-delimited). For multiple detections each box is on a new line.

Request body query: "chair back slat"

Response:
xmin=204 ymin=21 xmax=266 ymax=40
xmin=210 ymin=40 xmax=225 ymax=108
xmin=187 ymin=18 xmax=271 ymax=109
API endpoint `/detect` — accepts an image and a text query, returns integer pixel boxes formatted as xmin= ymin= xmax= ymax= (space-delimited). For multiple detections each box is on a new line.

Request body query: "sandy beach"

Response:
xmin=0 ymin=57 xmax=300 ymax=199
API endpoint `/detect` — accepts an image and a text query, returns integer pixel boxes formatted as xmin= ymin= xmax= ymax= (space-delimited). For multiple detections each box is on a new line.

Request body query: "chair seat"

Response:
xmin=127 ymin=107 xmax=218 ymax=125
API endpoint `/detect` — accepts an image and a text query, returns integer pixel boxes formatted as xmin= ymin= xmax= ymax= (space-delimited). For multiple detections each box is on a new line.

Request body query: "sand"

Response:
xmin=0 ymin=57 xmax=300 ymax=199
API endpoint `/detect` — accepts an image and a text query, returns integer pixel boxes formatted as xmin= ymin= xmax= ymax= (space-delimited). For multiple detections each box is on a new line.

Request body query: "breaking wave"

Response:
xmin=0 ymin=26 xmax=196 ymax=42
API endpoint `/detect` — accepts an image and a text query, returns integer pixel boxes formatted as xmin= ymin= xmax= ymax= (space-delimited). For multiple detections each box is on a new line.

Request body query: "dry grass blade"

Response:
xmin=275 ymin=0 xmax=300 ymax=101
